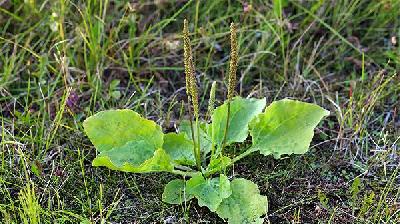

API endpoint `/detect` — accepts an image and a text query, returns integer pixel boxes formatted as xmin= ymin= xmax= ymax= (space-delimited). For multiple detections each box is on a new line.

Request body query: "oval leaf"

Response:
xmin=83 ymin=110 xmax=173 ymax=173
xmin=163 ymin=133 xmax=196 ymax=166
xmin=212 ymin=97 xmax=266 ymax=147
xmin=249 ymin=99 xmax=329 ymax=158
xmin=216 ymin=178 xmax=267 ymax=224
xmin=179 ymin=120 xmax=212 ymax=157
xmin=186 ymin=173 xmax=232 ymax=212
xmin=83 ymin=109 xmax=163 ymax=152
xmin=92 ymin=147 xmax=173 ymax=172
xmin=162 ymin=179 xmax=193 ymax=205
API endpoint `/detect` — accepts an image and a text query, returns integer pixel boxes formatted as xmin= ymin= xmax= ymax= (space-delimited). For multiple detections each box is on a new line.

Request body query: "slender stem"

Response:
xmin=187 ymin=96 xmax=201 ymax=171
xmin=220 ymin=100 xmax=231 ymax=157
xmin=174 ymin=165 xmax=196 ymax=172
xmin=205 ymin=146 xmax=256 ymax=177
xmin=210 ymin=138 xmax=216 ymax=161
xmin=195 ymin=117 xmax=201 ymax=168
xmin=230 ymin=147 xmax=256 ymax=164
xmin=171 ymin=169 xmax=199 ymax=177
xmin=209 ymin=120 xmax=216 ymax=167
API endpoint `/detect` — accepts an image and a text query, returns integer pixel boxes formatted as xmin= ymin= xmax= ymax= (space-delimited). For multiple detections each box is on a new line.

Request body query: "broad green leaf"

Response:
xmin=218 ymin=175 xmax=232 ymax=199
xmin=92 ymin=147 xmax=173 ymax=173
xmin=163 ymin=133 xmax=196 ymax=166
xmin=84 ymin=110 xmax=173 ymax=173
xmin=211 ymin=97 xmax=266 ymax=147
xmin=83 ymin=109 xmax=163 ymax=152
xmin=249 ymin=99 xmax=329 ymax=158
xmin=180 ymin=120 xmax=212 ymax=157
xmin=216 ymin=178 xmax=267 ymax=224
xmin=186 ymin=173 xmax=232 ymax=212
xmin=162 ymin=179 xmax=193 ymax=205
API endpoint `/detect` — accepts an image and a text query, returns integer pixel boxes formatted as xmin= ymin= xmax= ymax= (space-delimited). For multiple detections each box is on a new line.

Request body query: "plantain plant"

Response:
xmin=83 ymin=20 xmax=329 ymax=223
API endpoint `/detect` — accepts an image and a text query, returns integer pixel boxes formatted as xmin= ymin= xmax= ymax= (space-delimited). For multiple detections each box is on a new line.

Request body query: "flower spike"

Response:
xmin=183 ymin=19 xmax=199 ymax=118
xmin=227 ymin=22 xmax=238 ymax=100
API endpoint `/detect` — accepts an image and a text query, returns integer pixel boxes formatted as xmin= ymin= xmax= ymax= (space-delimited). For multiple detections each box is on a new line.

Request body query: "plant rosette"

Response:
xmin=83 ymin=97 xmax=328 ymax=223
xmin=83 ymin=21 xmax=329 ymax=223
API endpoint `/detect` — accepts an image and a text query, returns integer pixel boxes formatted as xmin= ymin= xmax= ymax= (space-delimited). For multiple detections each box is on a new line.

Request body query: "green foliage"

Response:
xmin=359 ymin=191 xmax=375 ymax=217
xmin=163 ymin=133 xmax=196 ymax=166
xmin=206 ymin=156 xmax=231 ymax=174
xmin=161 ymin=176 xmax=267 ymax=222
xmin=211 ymin=97 xmax=266 ymax=147
xmin=84 ymin=98 xmax=327 ymax=222
xmin=216 ymin=178 xmax=267 ymax=224
xmin=84 ymin=109 xmax=173 ymax=172
xmin=180 ymin=120 xmax=212 ymax=157
xmin=92 ymin=147 xmax=173 ymax=173
xmin=18 ymin=183 xmax=41 ymax=224
xmin=82 ymin=21 xmax=328 ymax=221
xmin=249 ymin=99 xmax=330 ymax=158
xmin=186 ymin=173 xmax=231 ymax=212
xmin=273 ymin=0 xmax=289 ymax=18
xmin=108 ymin=79 xmax=121 ymax=100
xmin=83 ymin=109 xmax=163 ymax=153
xmin=162 ymin=174 xmax=231 ymax=211
xmin=350 ymin=177 xmax=362 ymax=206
xmin=318 ymin=189 xmax=329 ymax=209
xmin=162 ymin=179 xmax=191 ymax=205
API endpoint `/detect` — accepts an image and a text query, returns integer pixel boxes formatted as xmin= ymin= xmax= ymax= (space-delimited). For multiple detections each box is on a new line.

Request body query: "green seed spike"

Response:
xmin=183 ymin=19 xmax=192 ymax=96
xmin=207 ymin=81 xmax=217 ymax=117
xmin=183 ymin=19 xmax=199 ymax=118
xmin=220 ymin=23 xmax=239 ymax=158
xmin=227 ymin=22 xmax=238 ymax=100
xmin=191 ymin=74 xmax=199 ymax=119
xmin=183 ymin=19 xmax=201 ymax=170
